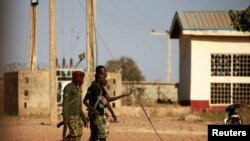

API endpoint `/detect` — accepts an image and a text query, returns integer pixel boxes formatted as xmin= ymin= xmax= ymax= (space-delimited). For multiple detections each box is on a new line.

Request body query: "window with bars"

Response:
xmin=233 ymin=83 xmax=250 ymax=104
xmin=211 ymin=83 xmax=231 ymax=104
xmin=233 ymin=55 xmax=250 ymax=76
xmin=211 ymin=54 xmax=250 ymax=76
xmin=210 ymin=83 xmax=250 ymax=104
xmin=211 ymin=54 xmax=231 ymax=76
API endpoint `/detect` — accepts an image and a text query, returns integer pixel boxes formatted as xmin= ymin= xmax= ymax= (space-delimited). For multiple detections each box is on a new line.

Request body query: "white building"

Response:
xmin=169 ymin=11 xmax=250 ymax=111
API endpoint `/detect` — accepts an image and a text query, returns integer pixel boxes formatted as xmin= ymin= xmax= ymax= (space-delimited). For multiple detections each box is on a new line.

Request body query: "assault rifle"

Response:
xmin=56 ymin=114 xmax=67 ymax=140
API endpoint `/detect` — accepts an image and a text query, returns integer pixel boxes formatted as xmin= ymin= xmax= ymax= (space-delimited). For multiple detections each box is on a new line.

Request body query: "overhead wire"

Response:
xmin=98 ymin=0 xmax=168 ymax=66
xmin=78 ymin=0 xmax=115 ymax=64
xmin=97 ymin=3 xmax=146 ymax=32
xmin=109 ymin=0 xmax=152 ymax=29
xmin=79 ymin=0 xmax=165 ymax=58
xmin=70 ymin=0 xmax=86 ymax=66
xmin=127 ymin=0 xmax=165 ymax=31
xmin=59 ymin=0 xmax=86 ymax=67
xmin=77 ymin=0 xmax=90 ymax=68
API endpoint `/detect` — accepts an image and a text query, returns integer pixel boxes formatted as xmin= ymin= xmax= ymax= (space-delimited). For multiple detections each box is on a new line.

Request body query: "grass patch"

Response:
xmin=196 ymin=103 xmax=250 ymax=124
xmin=197 ymin=110 xmax=225 ymax=122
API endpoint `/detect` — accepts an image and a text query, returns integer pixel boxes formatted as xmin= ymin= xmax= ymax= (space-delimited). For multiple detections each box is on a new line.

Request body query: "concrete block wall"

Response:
xmin=1 ymin=71 xmax=178 ymax=116
xmin=4 ymin=71 xmax=50 ymax=116
xmin=122 ymin=81 xmax=178 ymax=105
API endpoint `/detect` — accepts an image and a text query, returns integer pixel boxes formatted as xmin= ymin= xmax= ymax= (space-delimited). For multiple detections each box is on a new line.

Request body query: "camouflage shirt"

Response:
xmin=63 ymin=82 xmax=87 ymax=121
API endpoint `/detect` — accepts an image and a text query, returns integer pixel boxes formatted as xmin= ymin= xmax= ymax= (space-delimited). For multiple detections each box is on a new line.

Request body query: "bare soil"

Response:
xmin=0 ymin=105 xmax=218 ymax=141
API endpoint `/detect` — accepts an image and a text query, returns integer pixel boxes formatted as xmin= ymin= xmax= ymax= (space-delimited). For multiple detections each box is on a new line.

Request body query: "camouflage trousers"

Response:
xmin=89 ymin=114 xmax=109 ymax=141
xmin=65 ymin=115 xmax=83 ymax=141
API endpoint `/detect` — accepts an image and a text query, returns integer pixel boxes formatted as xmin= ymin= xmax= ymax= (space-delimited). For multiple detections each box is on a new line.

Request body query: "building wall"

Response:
xmin=190 ymin=36 xmax=250 ymax=111
xmin=178 ymin=35 xmax=191 ymax=105
xmin=4 ymin=71 xmax=50 ymax=116
xmin=0 ymin=78 xmax=3 ymax=114
xmin=106 ymin=72 xmax=123 ymax=108
xmin=18 ymin=71 xmax=50 ymax=116
xmin=4 ymin=72 xmax=18 ymax=115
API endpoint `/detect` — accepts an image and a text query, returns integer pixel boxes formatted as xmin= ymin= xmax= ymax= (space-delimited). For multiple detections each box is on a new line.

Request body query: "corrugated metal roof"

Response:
xmin=178 ymin=11 xmax=233 ymax=30
xmin=170 ymin=11 xmax=235 ymax=38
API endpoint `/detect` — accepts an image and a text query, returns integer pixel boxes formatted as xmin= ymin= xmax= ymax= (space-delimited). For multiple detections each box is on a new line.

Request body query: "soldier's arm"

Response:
xmin=62 ymin=85 xmax=70 ymax=140
xmin=104 ymin=89 xmax=132 ymax=102
xmin=106 ymin=102 xmax=117 ymax=121
xmin=80 ymin=109 xmax=88 ymax=128
xmin=80 ymin=103 xmax=88 ymax=124
xmin=62 ymin=86 xmax=70 ymax=124
xmin=103 ymin=87 xmax=117 ymax=121
xmin=83 ymin=90 xmax=98 ymax=114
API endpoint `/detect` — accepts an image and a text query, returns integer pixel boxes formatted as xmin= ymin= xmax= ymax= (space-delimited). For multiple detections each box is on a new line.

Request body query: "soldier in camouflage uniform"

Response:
xmin=62 ymin=71 xmax=88 ymax=141
xmin=95 ymin=65 xmax=117 ymax=122
xmin=83 ymin=72 xmax=132 ymax=141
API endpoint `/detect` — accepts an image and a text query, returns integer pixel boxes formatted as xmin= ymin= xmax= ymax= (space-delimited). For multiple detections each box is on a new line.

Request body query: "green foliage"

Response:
xmin=229 ymin=5 xmax=250 ymax=32
xmin=105 ymin=56 xmax=145 ymax=81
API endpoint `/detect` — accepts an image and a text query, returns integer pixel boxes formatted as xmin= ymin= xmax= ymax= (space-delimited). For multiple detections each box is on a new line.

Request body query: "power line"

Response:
xmin=127 ymin=0 xmax=165 ymax=30
xmin=109 ymin=0 xmax=152 ymax=29
xmin=97 ymin=3 xmax=146 ymax=32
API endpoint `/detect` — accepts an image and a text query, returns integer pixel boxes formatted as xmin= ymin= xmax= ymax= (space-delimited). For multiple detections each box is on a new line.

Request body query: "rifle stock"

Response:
xmin=57 ymin=121 xmax=67 ymax=140
xmin=62 ymin=124 xmax=67 ymax=140
xmin=57 ymin=121 xmax=64 ymax=128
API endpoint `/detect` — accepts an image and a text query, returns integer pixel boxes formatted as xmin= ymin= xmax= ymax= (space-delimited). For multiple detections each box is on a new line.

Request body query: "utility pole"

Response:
xmin=86 ymin=0 xmax=97 ymax=73
xmin=29 ymin=0 xmax=38 ymax=71
xmin=49 ymin=0 xmax=58 ymax=125
xmin=151 ymin=30 xmax=172 ymax=82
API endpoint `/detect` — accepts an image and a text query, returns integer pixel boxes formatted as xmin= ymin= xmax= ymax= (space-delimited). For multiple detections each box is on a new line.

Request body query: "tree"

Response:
xmin=229 ymin=5 xmax=250 ymax=32
xmin=105 ymin=56 xmax=145 ymax=81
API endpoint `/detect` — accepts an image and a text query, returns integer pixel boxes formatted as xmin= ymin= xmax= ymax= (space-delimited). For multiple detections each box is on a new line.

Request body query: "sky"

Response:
xmin=0 ymin=0 xmax=249 ymax=82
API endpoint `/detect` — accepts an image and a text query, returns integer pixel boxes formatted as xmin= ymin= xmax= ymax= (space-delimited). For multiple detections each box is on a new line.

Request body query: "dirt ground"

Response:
xmin=0 ymin=106 xmax=217 ymax=141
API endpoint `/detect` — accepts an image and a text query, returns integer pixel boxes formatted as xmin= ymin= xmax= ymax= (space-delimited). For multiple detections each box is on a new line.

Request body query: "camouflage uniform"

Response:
xmin=86 ymin=82 xmax=108 ymax=141
xmin=63 ymin=82 xmax=87 ymax=141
